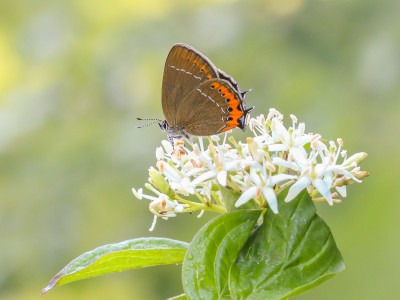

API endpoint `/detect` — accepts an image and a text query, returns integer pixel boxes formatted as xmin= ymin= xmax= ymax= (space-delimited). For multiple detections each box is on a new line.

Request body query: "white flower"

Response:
xmin=189 ymin=137 xmax=242 ymax=187
xmin=133 ymin=108 xmax=369 ymax=230
xmin=285 ymin=139 xmax=363 ymax=205
xmin=235 ymin=159 xmax=296 ymax=213
xmin=269 ymin=116 xmax=316 ymax=165
xmin=157 ymin=160 xmax=194 ymax=195
xmin=149 ymin=195 xmax=187 ymax=218
xmin=132 ymin=185 xmax=189 ymax=230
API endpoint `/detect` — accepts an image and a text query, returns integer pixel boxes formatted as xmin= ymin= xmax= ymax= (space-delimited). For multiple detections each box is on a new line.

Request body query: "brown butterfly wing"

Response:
xmin=175 ymin=79 xmax=248 ymax=136
xmin=162 ymin=43 xmax=219 ymax=126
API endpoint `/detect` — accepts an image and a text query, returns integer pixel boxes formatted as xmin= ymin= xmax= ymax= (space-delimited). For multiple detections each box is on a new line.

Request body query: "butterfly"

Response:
xmin=138 ymin=43 xmax=254 ymax=145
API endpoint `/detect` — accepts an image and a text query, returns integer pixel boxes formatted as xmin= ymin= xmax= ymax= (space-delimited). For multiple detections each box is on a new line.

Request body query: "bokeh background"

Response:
xmin=1 ymin=0 xmax=399 ymax=299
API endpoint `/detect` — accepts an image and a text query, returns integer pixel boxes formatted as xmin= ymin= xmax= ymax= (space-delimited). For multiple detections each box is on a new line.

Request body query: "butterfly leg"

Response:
xmin=167 ymin=133 xmax=175 ymax=147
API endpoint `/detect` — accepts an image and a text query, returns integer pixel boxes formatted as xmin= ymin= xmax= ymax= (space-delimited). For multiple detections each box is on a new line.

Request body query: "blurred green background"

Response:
xmin=1 ymin=0 xmax=399 ymax=299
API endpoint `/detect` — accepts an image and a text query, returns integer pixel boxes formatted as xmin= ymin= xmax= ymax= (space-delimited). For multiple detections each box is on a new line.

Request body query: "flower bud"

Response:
xmin=149 ymin=168 xmax=175 ymax=198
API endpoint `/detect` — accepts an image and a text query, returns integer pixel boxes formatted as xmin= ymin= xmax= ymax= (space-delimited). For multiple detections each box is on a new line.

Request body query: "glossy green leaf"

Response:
xmin=182 ymin=209 xmax=262 ymax=299
xmin=42 ymin=238 xmax=188 ymax=294
xmin=229 ymin=190 xmax=345 ymax=299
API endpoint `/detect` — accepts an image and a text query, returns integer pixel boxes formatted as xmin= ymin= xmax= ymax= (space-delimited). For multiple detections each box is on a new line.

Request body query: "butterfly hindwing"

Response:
xmin=175 ymin=79 xmax=247 ymax=136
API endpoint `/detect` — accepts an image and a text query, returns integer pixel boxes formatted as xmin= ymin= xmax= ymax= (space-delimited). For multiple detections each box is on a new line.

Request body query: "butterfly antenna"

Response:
xmin=136 ymin=118 xmax=163 ymax=128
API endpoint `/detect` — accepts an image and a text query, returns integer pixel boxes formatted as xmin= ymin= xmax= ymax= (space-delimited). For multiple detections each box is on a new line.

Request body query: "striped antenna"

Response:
xmin=136 ymin=118 xmax=163 ymax=128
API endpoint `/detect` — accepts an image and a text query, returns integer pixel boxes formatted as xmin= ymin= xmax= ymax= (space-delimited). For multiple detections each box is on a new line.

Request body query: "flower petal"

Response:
xmin=271 ymin=118 xmax=290 ymax=143
xmin=249 ymin=169 xmax=262 ymax=186
xmin=285 ymin=176 xmax=311 ymax=203
xmin=159 ymin=161 xmax=181 ymax=182
xmin=132 ymin=188 xmax=143 ymax=200
xmin=270 ymin=174 xmax=297 ymax=185
xmin=191 ymin=170 xmax=216 ymax=185
xmin=290 ymin=147 xmax=308 ymax=165
xmin=156 ymin=147 xmax=164 ymax=160
xmin=268 ymin=143 xmax=289 ymax=152
xmin=312 ymin=178 xmax=333 ymax=205
xmin=217 ymin=170 xmax=227 ymax=186
xmin=336 ymin=185 xmax=347 ymax=197
xmin=235 ymin=186 xmax=258 ymax=207
xmin=294 ymin=134 xmax=313 ymax=147
xmin=161 ymin=140 xmax=173 ymax=155
xmin=262 ymin=187 xmax=278 ymax=214
xmin=331 ymin=167 xmax=361 ymax=182
xmin=272 ymin=157 xmax=299 ymax=171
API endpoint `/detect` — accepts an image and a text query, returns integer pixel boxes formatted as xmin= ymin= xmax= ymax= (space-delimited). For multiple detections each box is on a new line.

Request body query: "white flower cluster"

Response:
xmin=132 ymin=108 xmax=368 ymax=231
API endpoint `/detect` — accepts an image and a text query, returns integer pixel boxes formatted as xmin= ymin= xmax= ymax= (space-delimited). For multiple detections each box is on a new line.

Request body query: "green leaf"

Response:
xmin=229 ymin=190 xmax=345 ymax=299
xmin=42 ymin=237 xmax=188 ymax=294
xmin=166 ymin=294 xmax=188 ymax=300
xmin=182 ymin=209 xmax=262 ymax=299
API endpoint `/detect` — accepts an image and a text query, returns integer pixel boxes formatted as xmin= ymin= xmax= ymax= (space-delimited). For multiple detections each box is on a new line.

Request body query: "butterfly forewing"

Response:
xmin=175 ymin=79 xmax=246 ymax=136
xmin=162 ymin=44 xmax=219 ymax=126
xmin=217 ymin=68 xmax=244 ymax=96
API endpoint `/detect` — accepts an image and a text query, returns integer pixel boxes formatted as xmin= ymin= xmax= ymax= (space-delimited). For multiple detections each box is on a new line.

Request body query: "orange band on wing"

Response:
xmin=210 ymin=81 xmax=245 ymax=133
xmin=219 ymin=121 xmax=239 ymax=132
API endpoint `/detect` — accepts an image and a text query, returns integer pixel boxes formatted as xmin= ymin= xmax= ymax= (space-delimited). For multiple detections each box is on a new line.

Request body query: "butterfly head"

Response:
xmin=158 ymin=119 xmax=170 ymax=132
xmin=137 ymin=118 xmax=190 ymax=146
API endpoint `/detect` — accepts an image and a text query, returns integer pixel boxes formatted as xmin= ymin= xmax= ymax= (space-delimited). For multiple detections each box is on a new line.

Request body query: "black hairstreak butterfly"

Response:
xmin=138 ymin=43 xmax=254 ymax=145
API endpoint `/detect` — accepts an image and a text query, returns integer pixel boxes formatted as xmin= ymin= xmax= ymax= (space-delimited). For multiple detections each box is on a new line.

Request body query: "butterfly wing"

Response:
xmin=175 ymin=79 xmax=252 ymax=136
xmin=162 ymin=43 xmax=219 ymax=126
